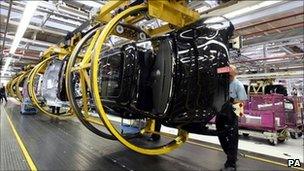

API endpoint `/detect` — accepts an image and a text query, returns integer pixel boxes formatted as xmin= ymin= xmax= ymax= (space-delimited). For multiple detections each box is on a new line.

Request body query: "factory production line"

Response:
xmin=1 ymin=1 xmax=302 ymax=170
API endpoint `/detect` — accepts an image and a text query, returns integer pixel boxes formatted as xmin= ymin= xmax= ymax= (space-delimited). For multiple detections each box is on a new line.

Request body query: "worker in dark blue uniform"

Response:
xmin=217 ymin=65 xmax=247 ymax=171
xmin=0 ymin=84 xmax=7 ymax=103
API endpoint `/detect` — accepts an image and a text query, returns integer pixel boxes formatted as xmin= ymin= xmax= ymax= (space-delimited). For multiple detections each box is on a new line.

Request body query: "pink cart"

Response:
xmin=239 ymin=94 xmax=289 ymax=145
xmin=285 ymin=96 xmax=303 ymax=138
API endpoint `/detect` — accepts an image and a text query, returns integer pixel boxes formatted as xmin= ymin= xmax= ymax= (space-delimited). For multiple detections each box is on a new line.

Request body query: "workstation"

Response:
xmin=0 ymin=1 xmax=303 ymax=170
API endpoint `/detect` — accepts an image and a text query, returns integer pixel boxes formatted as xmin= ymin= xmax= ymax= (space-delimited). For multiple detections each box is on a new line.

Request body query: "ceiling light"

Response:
xmin=9 ymin=1 xmax=39 ymax=54
xmin=225 ymin=1 xmax=283 ymax=19
xmin=204 ymin=1 xmax=282 ymax=23
xmin=77 ymin=1 xmax=103 ymax=8
xmin=268 ymin=52 xmax=286 ymax=58
xmin=196 ymin=6 xmax=209 ymax=13
xmin=2 ymin=1 xmax=39 ymax=76
xmin=2 ymin=57 xmax=12 ymax=75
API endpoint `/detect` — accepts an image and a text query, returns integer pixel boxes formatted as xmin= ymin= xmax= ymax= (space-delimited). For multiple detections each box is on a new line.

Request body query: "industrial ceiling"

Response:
xmin=0 ymin=0 xmax=303 ymax=83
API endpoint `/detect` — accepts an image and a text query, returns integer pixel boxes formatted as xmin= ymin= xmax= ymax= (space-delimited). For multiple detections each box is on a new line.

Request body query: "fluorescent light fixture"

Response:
xmin=268 ymin=52 xmax=286 ymax=58
xmin=204 ymin=1 xmax=282 ymax=23
xmin=196 ymin=6 xmax=209 ymax=13
xmin=225 ymin=1 xmax=282 ymax=19
xmin=9 ymin=1 xmax=39 ymax=54
xmin=205 ymin=0 xmax=219 ymax=7
xmin=2 ymin=1 xmax=39 ymax=76
xmin=279 ymin=66 xmax=303 ymax=70
xmin=78 ymin=1 xmax=103 ymax=8
xmin=2 ymin=57 xmax=12 ymax=76
xmin=49 ymin=15 xmax=82 ymax=26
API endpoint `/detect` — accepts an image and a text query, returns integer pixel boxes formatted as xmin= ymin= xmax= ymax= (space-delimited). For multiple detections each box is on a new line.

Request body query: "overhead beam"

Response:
xmin=236 ymin=12 xmax=304 ymax=31
xmin=2 ymin=33 xmax=56 ymax=47
xmin=0 ymin=42 xmax=46 ymax=53
xmin=1 ymin=1 xmax=87 ymax=23
xmin=243 ymin=22 xmax=304 ymax=38
xmin=2 ymin=18 xmax=67 ymax=36
xmin=1 ymin=54 xmax=39 ymax=61
xmin=243 ymin=28 xmax=303 ymax=46
xmin=237 ymin=70 xmax=304 ymax=79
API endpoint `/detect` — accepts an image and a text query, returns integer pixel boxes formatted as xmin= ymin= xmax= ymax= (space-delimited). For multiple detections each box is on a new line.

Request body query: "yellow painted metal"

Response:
xmin=81 ymin=29 xmax=101 ymax=65
xmin=5 ymin=112 xmax=38 ymax=171
xmin=64 ymin=26 xmax=118 ymax=140
xmin=9 ymin=73 xmax=22 ymax=98
xmin=143 ymin=119 xmax=155 ymax=133
xmin=84 ymin=115 xmax=105 ymax=126
xmin=70 ymin=32 xmax=82 ymax=48
xmin=147 ymin=24 xmax=174 ymax=37
xmin=6 ymin=66 xmax=33 ymax=99
xmin=5 ymin=79 xmax=11 ymax=96
xmin=23 ymin=32 xmax=82 ymax=119
xmin=148 ymin=0 xmax=199 ymax=27
xmin=140 ymin=119 xmax=155 ymax=135
xmin=71 ymin=63 xmax=91 ymax=72
xmin=41 ymin=46 xmax=69 ymax=61
xmin=64 ymin=27 xmax=99 ymax=118
xmin=95 ymin=1 xmax=127 ymax=23
xmin=9 ymin=77 xmax=17 ymax=97
xmin=79 ymin=70 xmax=89 ymax=117
xmin=125 ymin=14 xmax=145 ymax=24
xmin=27 ymin=57 xmax=74 ymax=120
xmin=248 ymin=79 xmax=273 ymax=95
xmin=14 ymin=72 xmax=25 ymax=101
xmin=15 ymin=70 xmax=31 ymax=102
xmin=91 ymin=4 xmax=188 ymax=155
xmin=81 ymin=70 xmax=91 ymax=90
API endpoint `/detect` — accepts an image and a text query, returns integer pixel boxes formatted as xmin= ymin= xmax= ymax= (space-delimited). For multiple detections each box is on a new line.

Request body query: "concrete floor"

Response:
xmin=162 ymin=126 xmax=304 ymax=163
xmin=1 ymin=100 xmax=296 ymax=171
xmin=2 ymin=97 xmax=303 ymax=170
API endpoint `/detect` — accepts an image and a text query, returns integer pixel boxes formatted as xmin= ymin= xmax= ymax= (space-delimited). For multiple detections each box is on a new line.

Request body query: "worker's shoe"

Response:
xmin=148 ymin=134 xmax=161 ymax=141
xmin=220 ymin=166 xmax=236 ymax=171
xmin=221 ymin=161 xmax=236 ymax=171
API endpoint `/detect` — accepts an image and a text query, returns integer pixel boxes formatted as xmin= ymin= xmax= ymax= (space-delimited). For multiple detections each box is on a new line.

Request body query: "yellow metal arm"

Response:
xmin=92 ymin=0 xmax=199 ymax=37
xmin=95 ymin=1 xmax=128 ymax=23
xmin=148 ymin=0 xmax=200 ymax=27
xmin=41 ymin=46 xmax=69 ymax=60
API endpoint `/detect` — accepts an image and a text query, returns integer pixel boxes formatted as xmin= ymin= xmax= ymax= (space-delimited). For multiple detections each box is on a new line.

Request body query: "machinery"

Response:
xmin=7 ymin=0 xmax=240 ymax=155
xmin=7 ymin=72 xmax=23 ymax=99
xmin=238 ymin=77 xmax=302 ymax=144
xmin=20 ymin=74 xmax=37 ymax=115
xmin=65 ymin=0 xmax=236 ymax=155
xmin=26 ymin=44 xmax=76 ymax=120
xmin=15 ymin=65 xmax=35 ymax=102
xmin=284 ymin=96 xmax=303 ymax=139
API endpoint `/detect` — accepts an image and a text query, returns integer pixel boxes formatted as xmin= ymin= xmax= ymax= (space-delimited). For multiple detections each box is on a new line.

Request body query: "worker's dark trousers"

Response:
xmin=0 ymin=95 xmax=7 ymax=103
xmin=51 ymin=106 xmax=60 ymax=114
xmin=216 ymin=103 xmax=239 ymax=167
xmin=3 ymin=95 xmax=7 ymax=102
xmin=151 ymin=120 xmax=161 ymax=139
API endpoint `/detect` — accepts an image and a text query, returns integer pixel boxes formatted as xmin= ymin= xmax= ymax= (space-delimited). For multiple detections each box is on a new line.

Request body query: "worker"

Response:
xmin=291 ymin=87 xmax=298 ymax=96
xmin=216 ymin=65 xmax=247 ymax=171
xmin=0 ymin=84 xmax=7 ymax=103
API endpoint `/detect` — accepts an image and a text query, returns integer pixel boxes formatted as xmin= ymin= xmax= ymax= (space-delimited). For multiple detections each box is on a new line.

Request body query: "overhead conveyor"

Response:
xmin=26 ymin=46 xmax=75 ymax=120
xmin=3 ymin=1 xmax=303 ymax=170
xmin=5 ymin=0 xmax=245 ymax=156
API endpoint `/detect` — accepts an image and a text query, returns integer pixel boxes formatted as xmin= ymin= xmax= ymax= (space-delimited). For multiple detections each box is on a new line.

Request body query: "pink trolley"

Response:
xmin=239 ymin=94 xmax=289 ymax=145
xmin=285 ymin=96 xmax=303 ymax=139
